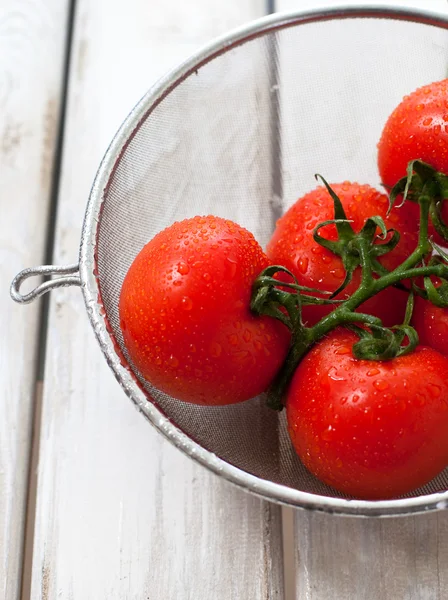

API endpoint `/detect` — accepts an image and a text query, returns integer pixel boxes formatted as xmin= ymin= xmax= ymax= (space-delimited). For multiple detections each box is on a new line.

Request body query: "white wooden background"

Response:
xmin=2 ymin=1 xmax=448 ymax=599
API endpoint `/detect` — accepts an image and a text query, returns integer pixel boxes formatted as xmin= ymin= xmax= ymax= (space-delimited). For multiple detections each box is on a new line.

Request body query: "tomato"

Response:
xmin=266 ymin=182 xmax=418 ymax=327
xmin=286 ymin=328 xmax=448 ymax=499
xmin=378 ymin=79 xmax=448 ymax=245
xmin=412 ymin=295 xmax=448 ymax=357
xmin=119 ymin=215 xmax=290 ymax=405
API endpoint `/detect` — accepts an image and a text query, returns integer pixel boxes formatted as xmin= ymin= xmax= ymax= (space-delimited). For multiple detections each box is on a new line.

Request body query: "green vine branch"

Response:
xmin=251 ymin=161 xmax=448 ymax=410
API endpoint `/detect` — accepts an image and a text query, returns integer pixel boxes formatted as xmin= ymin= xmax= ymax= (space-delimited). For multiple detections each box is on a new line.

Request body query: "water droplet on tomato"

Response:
xmin=367 ymin=368 xmax=380 ymax=377
xmin=374 ymin=379 xmax=389 ymax=391
xmin=427 ymin=383 xmax=442 ymax=398
xmin=227 ymin=333 xmax=238 ymax=346
xmin=322 ymin=425 xmax=334 ymax=441
xmin=328 ymin=366 xmax=344 ymax=381
xmin=166 ymin=355 xmax=179 ymax=368
xmin=352 ymin=394 xmax=360 ymax=403
xmin=177 ymin=262 xmax=190 ymax=275
xmin=243 ymin=329 xmax=252 ymax=342
xmin=332 ymin=268 xmax=345 ymax=279
xmin=234 ymin=350 xmax=250 ymax=361
xmin=225 ymin=256 xmax=238 ymax=279
xmin=297 ymin=256 xmax=309 ymax=274
xmin=417 ymin=393 xmax=426 ymax=406
xmin=181 ymin=296 xmax=193 ymax=311
xmin=210 ymin=342 xmax=222 ymax=358
xmin=335 ymin=346 xmax=350 ymax=355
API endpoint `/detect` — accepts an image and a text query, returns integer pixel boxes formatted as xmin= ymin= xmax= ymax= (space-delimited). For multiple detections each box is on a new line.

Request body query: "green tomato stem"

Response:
xmin=265 ymin=189 xmax=444 ymax=408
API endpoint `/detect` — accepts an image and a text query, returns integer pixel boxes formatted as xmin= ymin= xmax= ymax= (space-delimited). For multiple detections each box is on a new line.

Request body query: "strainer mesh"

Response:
xmin=96 ymin=15 xmax=448 ymax=498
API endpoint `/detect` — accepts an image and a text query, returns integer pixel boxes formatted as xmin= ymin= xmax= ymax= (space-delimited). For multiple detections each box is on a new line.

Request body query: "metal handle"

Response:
xmin=10 ymin=263 xmax=81 ymax=304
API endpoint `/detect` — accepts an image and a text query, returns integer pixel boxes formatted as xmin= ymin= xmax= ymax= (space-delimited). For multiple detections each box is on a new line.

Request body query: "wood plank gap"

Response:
xmin=36 ymin=0 xmax=77 ymax=381
xmin=19 ymin=383 xmax=43 ymax=600
xmin=281 ymin=507 xmax=297 ymax=600
xmin=19 ymin=3 xmax=77 ymax=599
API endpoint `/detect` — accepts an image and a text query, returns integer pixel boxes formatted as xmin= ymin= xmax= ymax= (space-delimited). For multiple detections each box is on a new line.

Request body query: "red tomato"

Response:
xmin=119 ymin=215 xmax=290 ymax=405
xmin=266 ymin=182 xmax=418 ymax=327
xmin=286 ymin=328 xmax=448 ymax=499
xmin=412 ymin=295 xmax=448 ymax=357
xmin=378 ymin=79 xmax=448 ymax=245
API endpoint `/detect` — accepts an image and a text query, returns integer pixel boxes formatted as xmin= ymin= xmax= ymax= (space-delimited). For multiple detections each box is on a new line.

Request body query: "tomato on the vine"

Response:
xmin=378 ymin=79 xmax=448 ymax=244
xmin=266 ymin=182 xmax=418 ymax=327
xmin=119 ymin=215 xmax=290 ymax=405
xmin=286 ymin=328 xmax=448 ymax=499
xmin=412 ymin=295 xmax=448 ymax=357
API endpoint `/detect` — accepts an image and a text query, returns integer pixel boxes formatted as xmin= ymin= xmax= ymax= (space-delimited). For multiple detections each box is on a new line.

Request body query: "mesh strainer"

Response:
xmin=11 ymin=4 xmax=448 ymax=516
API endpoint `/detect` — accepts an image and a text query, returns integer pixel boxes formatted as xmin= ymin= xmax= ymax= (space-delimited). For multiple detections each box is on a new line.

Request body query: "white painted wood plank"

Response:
xmin=30 ymin=1 xmax=285 ymax=599
xmin=274 ymin=1 xmax=448 ymax=598
xmin=0 ymin=3 xmax=69 ymax=599
xmin=293 ymin=512 xmax=448 ymax=599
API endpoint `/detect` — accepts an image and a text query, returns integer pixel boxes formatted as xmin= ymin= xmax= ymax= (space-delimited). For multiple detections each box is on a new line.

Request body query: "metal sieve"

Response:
xmin=11 ymin=4 xmax=448 ymax=517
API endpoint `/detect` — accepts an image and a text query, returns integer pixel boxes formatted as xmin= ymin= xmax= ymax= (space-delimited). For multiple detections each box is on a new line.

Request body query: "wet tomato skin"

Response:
xmin=286 ymin=328 xmax=448 ymax=499
xmin=412 ymin=295 xmax=448 ymax=358
xmin=266 ymin=182 xmax=418 ymax=327
xmin=119 ymin=215 xmax=290 ymax=405
xmin=377 ymin=79 xmax=448 ymax=245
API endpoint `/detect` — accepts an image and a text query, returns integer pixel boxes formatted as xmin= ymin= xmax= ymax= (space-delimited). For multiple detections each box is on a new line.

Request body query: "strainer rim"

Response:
xmin=80 ymin=2 xmax=448 ymax=516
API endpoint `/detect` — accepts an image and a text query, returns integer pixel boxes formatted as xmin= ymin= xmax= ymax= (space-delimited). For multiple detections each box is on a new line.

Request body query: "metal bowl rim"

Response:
xmin=79 ymin=2 xmax=448 ymax=517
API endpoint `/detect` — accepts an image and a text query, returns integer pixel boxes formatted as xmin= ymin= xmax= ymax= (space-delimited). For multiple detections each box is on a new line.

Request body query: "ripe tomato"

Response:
xmin=378 ymin=79 xmax=448 ymax=245
xmin=266 ymin=182 xmax=418 ymax=327
xmin=412 ymin=295 xmax=448 ymax=357
xmin=286 ymin=328 xmax=448 ymax=499
xmin=119 ymin=215 xmax=290 ymax=405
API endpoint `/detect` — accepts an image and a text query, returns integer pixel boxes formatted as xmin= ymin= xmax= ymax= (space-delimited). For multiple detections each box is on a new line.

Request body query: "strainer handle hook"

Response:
xmin=10 ymin=264 xmax=81 ymax=304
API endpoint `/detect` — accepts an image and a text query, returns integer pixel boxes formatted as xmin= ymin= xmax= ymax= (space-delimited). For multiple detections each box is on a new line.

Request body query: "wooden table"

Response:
xmin=3 ymin=1 xmax=448 ymax=598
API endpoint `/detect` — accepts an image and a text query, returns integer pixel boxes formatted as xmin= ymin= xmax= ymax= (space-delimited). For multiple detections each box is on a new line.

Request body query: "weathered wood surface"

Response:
xmin=0 ymin=2 xmax=70 ymax=599
xmin=29 ymin=1 xmax=285 ymax=599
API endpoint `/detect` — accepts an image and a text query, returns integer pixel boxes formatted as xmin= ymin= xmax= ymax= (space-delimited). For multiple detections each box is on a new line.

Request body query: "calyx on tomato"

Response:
xmin=251 ymin=163 xmax=448 ymax=411
xmin=389 ymin=159 xmax=448 ymax=243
